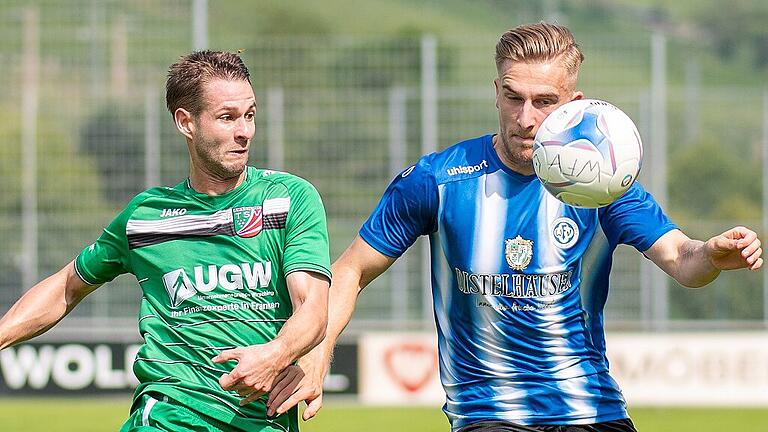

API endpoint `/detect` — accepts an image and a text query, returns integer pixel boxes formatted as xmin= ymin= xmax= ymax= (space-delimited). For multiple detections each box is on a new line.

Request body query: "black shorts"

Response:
xmin=457 ymin=418 xmax=637 ymax=432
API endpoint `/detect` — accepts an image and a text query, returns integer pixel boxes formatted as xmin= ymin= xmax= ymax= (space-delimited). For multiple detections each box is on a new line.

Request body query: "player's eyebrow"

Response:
xmin=501 ymin=83 xmax=559 ymax=100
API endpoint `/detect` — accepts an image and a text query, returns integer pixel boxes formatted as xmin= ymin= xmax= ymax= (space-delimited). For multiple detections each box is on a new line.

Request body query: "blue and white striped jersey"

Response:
xmin=360 ymin=134 xmax=676 ymax=428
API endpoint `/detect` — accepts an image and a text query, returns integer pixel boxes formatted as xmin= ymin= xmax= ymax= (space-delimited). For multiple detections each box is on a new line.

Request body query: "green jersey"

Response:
xmin=75 ymin=167 xmax=331 ymax=432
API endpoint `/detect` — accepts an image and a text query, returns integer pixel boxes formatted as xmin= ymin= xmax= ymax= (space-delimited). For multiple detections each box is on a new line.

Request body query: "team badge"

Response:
xmin=233 ymin=206 xmax=263 ymax=238
xmin=551 ymin=217 xmax=579 ymax=249
xmin=505 ymin=235 xmax=533 ymax=270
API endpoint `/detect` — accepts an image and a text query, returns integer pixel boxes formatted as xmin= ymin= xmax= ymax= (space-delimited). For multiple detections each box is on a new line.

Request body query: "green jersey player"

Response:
xmin=0 ymin=51 xmax=331 ymax=432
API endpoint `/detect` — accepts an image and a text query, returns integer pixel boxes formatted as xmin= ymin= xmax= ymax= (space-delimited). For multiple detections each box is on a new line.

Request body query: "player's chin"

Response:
xmin=219 ymin=160 xmax=247 ymax=178
xmin=517 ymin=148 xmax=534 ymax=162
xmin=225 ymin=151 xmax=249 ymax=165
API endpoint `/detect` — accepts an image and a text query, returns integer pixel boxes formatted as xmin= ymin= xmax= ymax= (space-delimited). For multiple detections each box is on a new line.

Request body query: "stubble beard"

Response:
xmin=498 ymin=130 xmax=534 ymax=174
xmin=195 ymin=141 xmax=247 ymax=182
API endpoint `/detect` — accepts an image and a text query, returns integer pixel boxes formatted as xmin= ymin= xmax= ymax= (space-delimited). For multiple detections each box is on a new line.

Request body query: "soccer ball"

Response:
xmin=532 ymin=99 xmax=643 ymax=208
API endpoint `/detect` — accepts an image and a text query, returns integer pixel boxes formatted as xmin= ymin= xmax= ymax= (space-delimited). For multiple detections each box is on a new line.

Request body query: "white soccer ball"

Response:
xmin=532 ymin=99 xmax=643 ymax=208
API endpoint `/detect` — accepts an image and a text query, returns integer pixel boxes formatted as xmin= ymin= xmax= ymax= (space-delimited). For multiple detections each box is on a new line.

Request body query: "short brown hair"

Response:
xmin=165 ymin=50 xmax=251 ymax=116
xmin=495 ymin=22 xmax=584 ymax=76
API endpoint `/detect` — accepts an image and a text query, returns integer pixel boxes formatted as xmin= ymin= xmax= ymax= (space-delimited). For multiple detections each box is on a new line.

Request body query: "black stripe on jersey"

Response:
xmin=127 ymin=223 xmax=235 ymax=249
xmin=263 ymin=211 xmax=287 ymax=230
xmin=126 ymin=213 xmax=287 ymax=249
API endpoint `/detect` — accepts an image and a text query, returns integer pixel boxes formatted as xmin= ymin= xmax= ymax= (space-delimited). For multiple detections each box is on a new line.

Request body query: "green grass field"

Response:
xmin=0 ymin=398 xmax=766 ymax=431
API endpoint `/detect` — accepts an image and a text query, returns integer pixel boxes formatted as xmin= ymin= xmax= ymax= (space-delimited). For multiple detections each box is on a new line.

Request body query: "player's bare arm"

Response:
xmin=266 ymin=236 xmax=396 ymax=419
xmin=214 ymin=270 xmax=330 ymax=406
xmin=644 ymin=227 xmax=763 ymax=288
xmin=0 ymin=260 xmax=99 ymax=350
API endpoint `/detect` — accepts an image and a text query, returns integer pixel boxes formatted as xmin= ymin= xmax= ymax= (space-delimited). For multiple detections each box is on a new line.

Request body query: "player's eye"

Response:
xmin=535 ymin=99 xmax=557 ymax=108
xmin=220 ymin=114 xmax=232 ymax=121
xmin=245 ymin=112 xmax=255 ymax=121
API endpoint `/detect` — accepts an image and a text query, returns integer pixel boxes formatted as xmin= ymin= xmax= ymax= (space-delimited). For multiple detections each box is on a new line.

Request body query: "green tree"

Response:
xmin=694 ymin=0 xmax=768 ymax=68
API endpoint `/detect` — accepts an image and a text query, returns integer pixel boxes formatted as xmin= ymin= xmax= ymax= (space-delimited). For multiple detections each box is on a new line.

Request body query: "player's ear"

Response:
xmin=493 ymin=78 xmax=500 ymax=109
xmin=570 ymin=91 xmax=584 ymax=102
xmin=174 ymin=108 xmax=195 ymax=139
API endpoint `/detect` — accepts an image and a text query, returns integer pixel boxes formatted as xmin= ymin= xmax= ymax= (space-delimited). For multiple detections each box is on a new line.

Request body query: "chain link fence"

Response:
xmin=0 ymin=1 xmax=765 ymax=337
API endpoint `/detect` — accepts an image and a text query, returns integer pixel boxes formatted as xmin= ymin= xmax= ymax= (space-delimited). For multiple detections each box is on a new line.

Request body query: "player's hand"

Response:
xmin=266 ymin=350 xmax=326 ymax=420
xmin=213 ymin=342 xmax=288 ymax=406
xmin=705 ymin=226 xmax=763 ymax=271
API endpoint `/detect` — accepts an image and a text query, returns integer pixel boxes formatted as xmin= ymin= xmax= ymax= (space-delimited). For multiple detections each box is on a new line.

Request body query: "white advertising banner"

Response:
xmin=606 ymin=332 xmax=768 ymax=406
xmin=360 ymin=331 xmax=768 ymax=406
xmin=359 ymin=333 xmax=443 ymax=405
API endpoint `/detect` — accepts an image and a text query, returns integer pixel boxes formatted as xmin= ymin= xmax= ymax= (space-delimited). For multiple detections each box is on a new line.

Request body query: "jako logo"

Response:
xmin=446 ymin=160 xmax=488 ymax=176
xmin=161 ymin=208 xmax=187 ymax=217
xmin=162 ymin=262 xmax=272 ymax=308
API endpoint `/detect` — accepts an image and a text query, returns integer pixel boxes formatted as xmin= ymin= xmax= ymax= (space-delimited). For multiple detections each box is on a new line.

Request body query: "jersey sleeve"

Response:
xmin=359 ymin=162 xmax=439 ymax=258
xmin=74 ymin=203 xmax=135 ymax=285
xmin=598 ymin=181 xmax=677 ymax=252
xmin=281 ymin=179 xmax=332 ymax=281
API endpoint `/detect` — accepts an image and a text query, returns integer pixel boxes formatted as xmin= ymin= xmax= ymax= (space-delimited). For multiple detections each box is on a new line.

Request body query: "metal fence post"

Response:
xmin=763 ymin=88 xmax=768 ymax=328
xmin=650 ymin=32 xmax=669 ymax=330
xmin=267 ymin=87 xmax=285 ymax=171
xmin=192 ymin=0 xmax=208 ymax=51
xmin=21 ymin=6 xmax=39 ymax=290
xmin=144 ymin=86 xmax=161 ymax=188
xmin=389 ymin=86 xmax=408 ymax=327
xmin=421 ymin=34 xmax=438 ymax=326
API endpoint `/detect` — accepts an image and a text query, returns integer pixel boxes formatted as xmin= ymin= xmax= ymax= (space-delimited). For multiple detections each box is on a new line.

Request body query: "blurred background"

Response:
xmin=0 ymin=0 xmax=766 ymax=431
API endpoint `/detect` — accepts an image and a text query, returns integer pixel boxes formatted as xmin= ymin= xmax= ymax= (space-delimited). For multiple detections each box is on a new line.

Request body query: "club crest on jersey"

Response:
xmin=505 ymin=236 xmax=533 ymax=270
xmin=233 ymin=206 xmax=263 ymax=238
xmin=551 ymin=217 xmax=579 ymax=249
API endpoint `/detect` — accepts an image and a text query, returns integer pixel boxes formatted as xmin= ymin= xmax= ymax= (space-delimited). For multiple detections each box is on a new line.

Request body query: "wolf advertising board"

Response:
xmin=0 ymin=341 xmax=358 ymax=396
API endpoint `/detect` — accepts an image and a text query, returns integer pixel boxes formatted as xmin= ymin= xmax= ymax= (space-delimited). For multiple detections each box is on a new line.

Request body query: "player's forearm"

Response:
xmin=269 ymin=292 xmax=329 ymax=370
xmin=672 ymin=239 xmax=721 ymax=288
xmin=0 ymin=262 xmax=91 ymax=349
xmin=323 ymin=279 xmax=360 ymax=356
xmin=310 ymin=262 xmax=367 ymax=373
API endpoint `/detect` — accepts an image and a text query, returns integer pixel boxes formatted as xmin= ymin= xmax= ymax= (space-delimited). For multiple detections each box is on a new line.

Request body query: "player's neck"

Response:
xmin=188 ymin=168 xmax=247 ymax=196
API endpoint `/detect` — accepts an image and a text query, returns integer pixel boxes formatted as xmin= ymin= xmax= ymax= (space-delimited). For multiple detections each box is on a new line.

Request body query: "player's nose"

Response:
xmin=234 ymin=117 xmax=254 ymax=143
xmin=516 ymin=101 xmax=538 ymax=130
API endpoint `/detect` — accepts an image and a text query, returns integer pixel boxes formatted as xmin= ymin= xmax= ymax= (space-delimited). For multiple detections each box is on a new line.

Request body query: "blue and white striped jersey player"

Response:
xmin=267 ymin=22 xmax=764 ymax=432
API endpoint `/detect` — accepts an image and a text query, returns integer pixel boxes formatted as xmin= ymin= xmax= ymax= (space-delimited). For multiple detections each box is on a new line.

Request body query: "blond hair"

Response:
xmin=495 ymin=22 xmax=584 ymax=76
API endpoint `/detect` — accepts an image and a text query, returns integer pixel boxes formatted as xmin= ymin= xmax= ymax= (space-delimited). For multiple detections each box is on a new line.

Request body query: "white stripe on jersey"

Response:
xmin=538 ymin=192 xmax=570 ymax=272
xmin=263 ymin=197 xmax=290 ymax=215
xmin=469 ymin=173 xmax=527 ymax=416
xmin=142 ymin=395 xmax=159 ymax=426
xmin=472 ymin=172 xmax=507 ymax=269
xmin=126 ymin=209 xmax=233 ymax=235
xmin=536 ymin=192 xmax=591 ymax=415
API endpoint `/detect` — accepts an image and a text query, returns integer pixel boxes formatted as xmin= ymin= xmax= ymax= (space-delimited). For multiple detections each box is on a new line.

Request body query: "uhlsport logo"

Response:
xmin=446 ymin=160 xmax=488 ymax=176
xmin=551 ymin=217 xmax=579 ymax=249
xmin=233 ymin=206 xmax=263 ymax=238
xmin=161 ymin=262 xmax=272 ymax=308
xmin=505 ymin=235 xmax=533 ymax=270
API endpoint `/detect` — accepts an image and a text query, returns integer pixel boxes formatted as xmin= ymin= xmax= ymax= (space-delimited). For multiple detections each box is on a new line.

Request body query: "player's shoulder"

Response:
xmin=129 ymin=180 xmax=195 ymax=206
xmin=602 ymin=180 xmax=649 ymax=209
xmin=122 ymin=186 xmax=174 ymax=211
xmin=599 ymin=180 xmax=656 ymax=221
xmin=102 ymin=186 xmax=180 ymax=228
xmin=251 ymin=167 xmax=320 ymax=197
xmin=426 ymin=134 xmax=496 ymax=185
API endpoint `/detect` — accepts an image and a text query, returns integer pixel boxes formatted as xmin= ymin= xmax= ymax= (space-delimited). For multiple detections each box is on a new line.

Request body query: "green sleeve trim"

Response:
xmin=285 ymin=263 xmax=332 ymax=282
xmin=73 ymin=255 xmax=100 ymax=286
